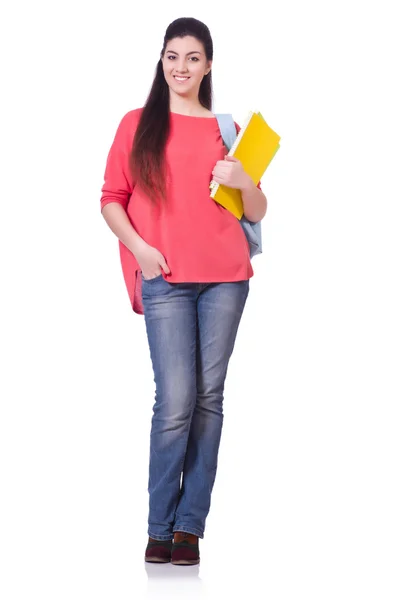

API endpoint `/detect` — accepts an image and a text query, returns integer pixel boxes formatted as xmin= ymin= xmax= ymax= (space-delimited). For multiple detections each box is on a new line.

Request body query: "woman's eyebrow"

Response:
xmin=166 ymin=50 xmax=202 ymax=55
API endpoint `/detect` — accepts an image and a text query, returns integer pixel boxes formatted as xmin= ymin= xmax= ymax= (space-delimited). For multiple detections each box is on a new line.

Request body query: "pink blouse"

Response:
xmin=100 ymin=108 xmax=261 ymax=314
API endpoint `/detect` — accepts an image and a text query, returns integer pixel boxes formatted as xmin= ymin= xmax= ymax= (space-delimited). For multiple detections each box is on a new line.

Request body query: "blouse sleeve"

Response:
xmin=234 ymin=121 xmax=262 ymax=190
xmin=100 ymin=111 xmax=135 ymax=211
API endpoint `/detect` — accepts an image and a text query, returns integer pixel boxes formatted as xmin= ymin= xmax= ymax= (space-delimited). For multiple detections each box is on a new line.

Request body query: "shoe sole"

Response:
xmin=171 ymin=559 xmax=200 ymax=565
xmin=145 ymin=556 xmax=171 ymax=563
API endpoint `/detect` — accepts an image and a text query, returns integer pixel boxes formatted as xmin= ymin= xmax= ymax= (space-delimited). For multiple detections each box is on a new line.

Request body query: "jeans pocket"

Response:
xmin=142 ymin=273 xmax=163 ymax=283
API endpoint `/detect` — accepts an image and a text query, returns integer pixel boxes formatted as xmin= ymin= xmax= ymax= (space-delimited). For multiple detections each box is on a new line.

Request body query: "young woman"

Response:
xmin=100 ymin=17 xmax=267 ymax=565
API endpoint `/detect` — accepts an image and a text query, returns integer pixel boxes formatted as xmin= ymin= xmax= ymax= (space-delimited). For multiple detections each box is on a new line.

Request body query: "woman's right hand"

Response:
xmin=134 ymin=240 xmax=170 ymax=280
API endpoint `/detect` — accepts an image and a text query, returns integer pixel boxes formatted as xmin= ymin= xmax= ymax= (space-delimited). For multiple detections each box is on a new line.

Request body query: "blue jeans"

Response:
xmin=141 ymin=275 xmax=249 ymax=540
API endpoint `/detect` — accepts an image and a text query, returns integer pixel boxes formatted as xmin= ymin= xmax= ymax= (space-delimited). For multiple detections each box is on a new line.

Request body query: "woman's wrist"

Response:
xmin=239 ymin=173 xmax=255 ymax=193
xmin=129 ymin=235 xmax=148 ymax=256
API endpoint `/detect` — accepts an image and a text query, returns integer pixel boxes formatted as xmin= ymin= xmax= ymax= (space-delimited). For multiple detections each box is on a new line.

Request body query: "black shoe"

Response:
xmin=145 ymin=537 xmax=173 ymax=563
xmin=171 ymin=532 xmax=200 ymax=565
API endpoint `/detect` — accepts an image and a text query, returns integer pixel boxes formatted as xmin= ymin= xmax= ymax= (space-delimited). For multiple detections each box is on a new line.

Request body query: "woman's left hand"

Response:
xmin=211 ymin=155 xmax=251 ymax=190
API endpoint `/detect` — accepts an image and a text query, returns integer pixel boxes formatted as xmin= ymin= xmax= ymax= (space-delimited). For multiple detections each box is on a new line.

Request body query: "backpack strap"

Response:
xmin=214 ymin=113 xmax=237 ymax=151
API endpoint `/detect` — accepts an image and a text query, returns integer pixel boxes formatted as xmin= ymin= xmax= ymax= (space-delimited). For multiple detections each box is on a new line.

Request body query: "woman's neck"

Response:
xmin=169 ymin=98 xmax=211 ymax=118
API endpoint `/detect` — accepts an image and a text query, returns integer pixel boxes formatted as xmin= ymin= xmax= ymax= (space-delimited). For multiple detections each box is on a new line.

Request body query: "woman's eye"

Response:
xmin=167 ymin=56 xmax=199 ymax=61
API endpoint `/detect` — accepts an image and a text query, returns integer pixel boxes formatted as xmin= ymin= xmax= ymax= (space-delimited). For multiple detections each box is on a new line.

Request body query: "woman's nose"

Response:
xmin=175 ymin=61 xmax=188 ymax=72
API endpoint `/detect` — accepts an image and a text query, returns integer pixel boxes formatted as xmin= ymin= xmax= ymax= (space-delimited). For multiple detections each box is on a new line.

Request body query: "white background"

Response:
xmin=1 ymin=1 xmax=396 ymax=598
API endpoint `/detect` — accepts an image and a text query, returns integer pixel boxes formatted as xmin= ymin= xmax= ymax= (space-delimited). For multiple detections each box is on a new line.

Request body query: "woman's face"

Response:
xmin=162 ymin=35 xmax=212 ymax=99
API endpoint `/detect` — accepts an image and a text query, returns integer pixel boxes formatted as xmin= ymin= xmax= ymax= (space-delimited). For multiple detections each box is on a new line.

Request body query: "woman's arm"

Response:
xmin=101 ymin=203 xmax=170 ymax=277
xmin=101 ymin=202 xmax=146 ymax=255
xmin=100 ymin=112 xmax=149 ymax=256
xmin=240 ymin=177 xmax=268 ymax=223
xmin=233 ymin=120 xmax=268 ymax=223
xmin=99 ymin=111 xmax=170 ymax=277
xmin=101 ymin=201 xmax=170 ymax=277
xmin=212 ymin=154 xmax=268 ymax=223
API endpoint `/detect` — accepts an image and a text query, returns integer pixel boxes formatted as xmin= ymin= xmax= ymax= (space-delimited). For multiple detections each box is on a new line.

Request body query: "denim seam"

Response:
xmin=175 ymin=356 xmax=198 ymax=485
xmin=173 ymin=403 xmax=198 ymax=523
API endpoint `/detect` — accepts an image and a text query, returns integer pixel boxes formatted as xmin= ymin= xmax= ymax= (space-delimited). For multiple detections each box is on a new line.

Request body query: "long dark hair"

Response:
xmin=128 ymin=17 xmax=214 ymax=205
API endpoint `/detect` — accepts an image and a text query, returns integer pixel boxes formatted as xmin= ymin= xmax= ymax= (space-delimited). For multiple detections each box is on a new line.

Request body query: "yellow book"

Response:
xmin=210 ymin=111 xmax=280 ymax=219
